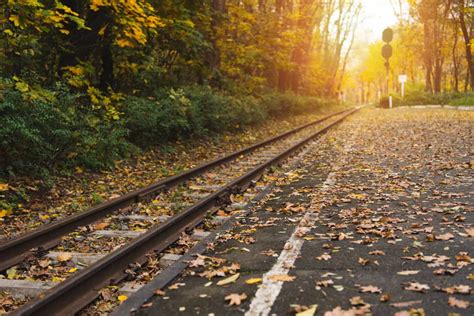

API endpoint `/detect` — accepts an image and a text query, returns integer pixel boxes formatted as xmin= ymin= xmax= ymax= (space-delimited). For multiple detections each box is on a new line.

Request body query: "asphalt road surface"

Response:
xmin=136 ymin=107 xmax=473 ymax=316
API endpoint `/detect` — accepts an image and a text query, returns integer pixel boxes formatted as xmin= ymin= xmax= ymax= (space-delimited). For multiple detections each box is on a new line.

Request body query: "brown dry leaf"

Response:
xmin=440 ymin=285 xmax=471 ymax=294
xmin=369 ymin=250 xmax=385 ymax=256
xmin=379 ymin=294 xmax=390 ymax=302
xmin=435 ymin=232 xmax=454 ymax=241
xmin=217 ymin=273 xmax=240 ymax=286
xmin=323 ymin=306 xmax=356 ymax=316
xmin=404 ymin=282 xmax=430 ymax=292
xmin=349 ymin=296 xmax=366 ymax=306
xmin=359 ymin=285 xmax=382 ymax=293
xmin=316 ymin=279 xmax=334 ymax=287
xmin=464 ymin=227 xmax=474 ymax=237
xmin=38 ymin=259 xmax=51 ymax=268
xmin=168 ymin=282 xmax=185 ymax=290
xmin=448 ymin=296 xmax=469 ymax=309
xmin=390 ymin=300 xmax=422 ymax=308
xmin=267 ymin=274 xmax=296 ymax=282
xmin=57 ymin=252 xmax=72 ymax=262
xmin=358 ymin=257 xmax=369 ymax=266
xmin=225 ymin=293 xmax=247 ymax=306
xmin=316 ymin=253 xmax=331 ymax=261
xmin=93 ymin=221 xmax=109 ymax=230
xmin=295 ymin=305 xmax=318 ymax=316
xmin=154 ymin=289 xmax=166 ymax=296
xmin=397 ymin=270 xmax=420 ymax=276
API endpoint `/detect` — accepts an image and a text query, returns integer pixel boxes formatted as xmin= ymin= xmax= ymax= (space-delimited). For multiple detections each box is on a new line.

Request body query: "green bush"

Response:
xmin=1 ymin=81 xmax=338 ymax=179
xmin=448 ymin=93 xmax=474 ymax=106
xmin=388 ymin=88 xmax=474 ymax=107
xmin=0 ymin=86 xmax=135 ymax=178
xmin=124 ymin=87 xmax=268 ymax=147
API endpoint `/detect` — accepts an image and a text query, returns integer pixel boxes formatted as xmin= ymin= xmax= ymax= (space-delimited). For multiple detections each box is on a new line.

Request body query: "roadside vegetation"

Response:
xmin=379 ymin=90 xmax=474 ymax=107
xmin=0 ymin=1 xmax=361 ymax=182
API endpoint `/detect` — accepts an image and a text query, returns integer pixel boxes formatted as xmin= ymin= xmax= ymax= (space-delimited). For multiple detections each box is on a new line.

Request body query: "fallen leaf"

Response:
xmin=0 ymin=183 xmax=9 ymax=191
xmin=57 ymin=252 xmax=73 ymax=262
xmin=359 ymin=285 xmax=382 ymax=293
xmin=316 ymin=253 xmax=331 ymax=261
xmin=390 ymin=300 xmax=422 ymax=308
xmin=404 ymin=282 xmax=430 ymax=292
xmin=440 ymin=285 xmax=471 ymax=294
xmin=350 ymin=296 xmax=366 ymax=306
xmin=118 ymin=295 xmax=128 ymax=302
xmin=358 ymin=257 xmax=369 ymax=266
xmin=296 ymin=305 xmax=318 ymax=316
xmin=225 ymin=293 xmax=247 ymax=306
xmin=93 ymin=221 xmax=109 ymax=230
xmin=316 ymin=279 xmax=334 ymax=287
xmin=245 ymin=278 xmax=262 ymax=285
xmin=380 ymin=294 xmax=390 ymax=302
xmin=435 ymin=233 xmax=454 ymax=241
xmin=397 ymin=270 xmax=420 ymax=276
xmin=464 ymin=227 xmax=474 ymax=237
xmin=448 ymin=296 xmax=469 ymax=309
xmin=217 ymin=273 xmax=240 ymax=286
xmin=267 ymin=274 xmax=296 ymax=282
xmin=369 ymin=250 xmax=385 ymax=256
xmin=323 ymin=306 xmax=356 ymax=316
xmin=154 ymin=289 xmax=166 ymax=296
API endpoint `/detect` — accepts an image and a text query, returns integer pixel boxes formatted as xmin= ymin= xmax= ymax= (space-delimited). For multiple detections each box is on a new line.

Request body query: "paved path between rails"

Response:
xmin=134 ymin=107 xmax=473 ymax=316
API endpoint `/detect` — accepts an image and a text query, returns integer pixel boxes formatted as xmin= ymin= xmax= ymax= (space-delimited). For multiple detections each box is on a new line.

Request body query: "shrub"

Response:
xmin=1 ymin=80 xmax=338 ymax=179
xmin=0 ymin=85 xmax=135 ymax=178
xmin=448 ymin=93 xmax=474 ymax=106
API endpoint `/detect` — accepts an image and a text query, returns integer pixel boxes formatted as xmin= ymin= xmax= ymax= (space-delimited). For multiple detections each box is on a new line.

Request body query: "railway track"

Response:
xmin=0 ymin=108 xmax=358 ymax=315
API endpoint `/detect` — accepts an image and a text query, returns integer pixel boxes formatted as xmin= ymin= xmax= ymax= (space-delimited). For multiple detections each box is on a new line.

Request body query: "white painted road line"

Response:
xmin=245 ymin=171 xmax=336 ymax=316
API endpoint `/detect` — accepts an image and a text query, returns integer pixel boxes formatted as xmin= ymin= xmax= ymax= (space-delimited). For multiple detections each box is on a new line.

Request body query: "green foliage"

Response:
xmin=380 ymin=90 xmax=474 ymax=107
xmin=1 ymin=79 xmax=337 ymax=179
xmin=448 ymin=94 xmax=474 ymax=106
xmin=124 ymin=86 xmax=265 ymax=147
xmin=0 ymin=82 xmax=135 ymax=177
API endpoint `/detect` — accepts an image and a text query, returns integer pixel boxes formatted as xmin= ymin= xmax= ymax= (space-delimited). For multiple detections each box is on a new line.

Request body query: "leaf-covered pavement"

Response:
xmin=136 ymin=108 xmax=473 ymax=315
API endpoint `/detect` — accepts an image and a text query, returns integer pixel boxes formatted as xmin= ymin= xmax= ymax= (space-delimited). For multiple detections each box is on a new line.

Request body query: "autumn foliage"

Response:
xmin=1 ymin=0 xmax=360 ymax=177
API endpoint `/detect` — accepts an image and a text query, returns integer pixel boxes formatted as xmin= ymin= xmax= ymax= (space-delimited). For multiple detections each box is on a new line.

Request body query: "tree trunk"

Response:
xmin=458 ymin=1 xmax=474 ymax=90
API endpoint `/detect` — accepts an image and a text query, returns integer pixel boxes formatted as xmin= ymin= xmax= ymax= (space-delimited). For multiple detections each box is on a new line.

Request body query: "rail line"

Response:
xmin=1 ymin=108 xmax=358 ymax=315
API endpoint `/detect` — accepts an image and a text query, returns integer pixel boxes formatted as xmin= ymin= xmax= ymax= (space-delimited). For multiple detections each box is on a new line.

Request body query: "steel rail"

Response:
xmin=0 ymin=108 xmax=349 ymax=272
xmin=13 ymin=108 xmax=359 ymax=316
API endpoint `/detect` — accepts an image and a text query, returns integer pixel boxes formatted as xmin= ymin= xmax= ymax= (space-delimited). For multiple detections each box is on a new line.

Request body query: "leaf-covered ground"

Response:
xmin=137 ymin=108 xmax=473 ymax=315
xmin=0 ymin=109 xmax=341 ymax=238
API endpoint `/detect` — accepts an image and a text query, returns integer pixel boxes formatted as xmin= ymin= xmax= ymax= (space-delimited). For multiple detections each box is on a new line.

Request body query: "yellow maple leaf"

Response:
xmin=9 ymin=15 xmax=20 ymax=27
xmin=116 ymin=38 xmax=134 ymax=48
xmin=0 ymin=210 xmax=12 ymax=218
xmin=118 ymin=295 xmax=128 ymax=302
xmin=0 ymin=183 xmax=9 ymax=191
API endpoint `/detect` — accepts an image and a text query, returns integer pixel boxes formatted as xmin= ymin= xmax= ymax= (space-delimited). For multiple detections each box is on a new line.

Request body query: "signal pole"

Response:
xmin=382 ymin=27 xmax=393 ymax=108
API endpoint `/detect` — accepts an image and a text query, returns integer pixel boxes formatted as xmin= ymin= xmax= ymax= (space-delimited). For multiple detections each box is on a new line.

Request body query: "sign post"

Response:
xmin=382 ymin=27 xmax=393 ymax=108
xmin=398 ymin=74 xmax=407 ymax=99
